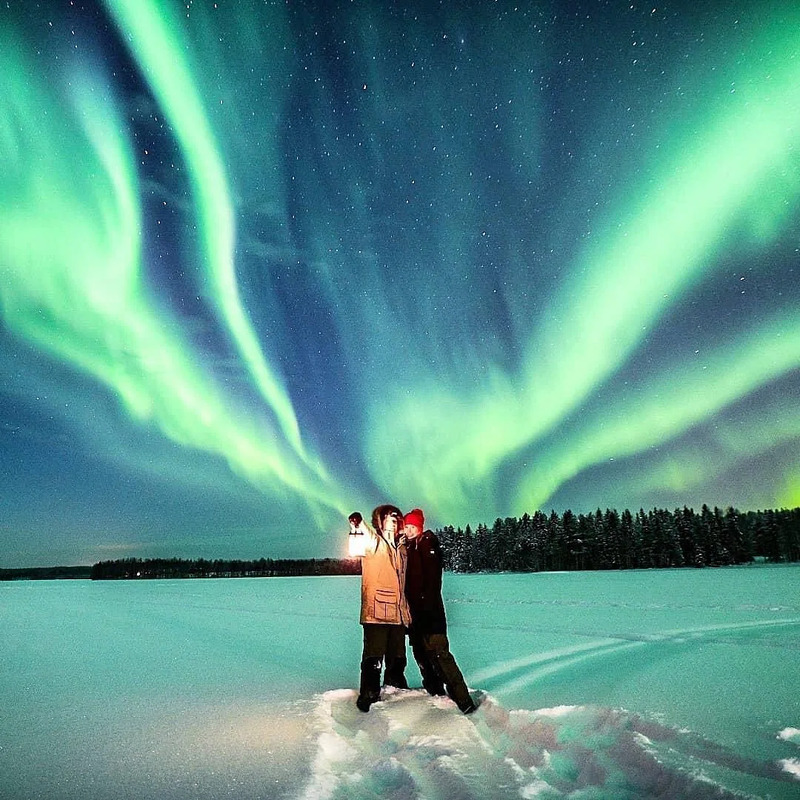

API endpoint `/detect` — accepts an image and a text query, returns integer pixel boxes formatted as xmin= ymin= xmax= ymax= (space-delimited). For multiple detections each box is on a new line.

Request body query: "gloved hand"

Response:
xmin=348 ymin=511 xmax=363 ymax=533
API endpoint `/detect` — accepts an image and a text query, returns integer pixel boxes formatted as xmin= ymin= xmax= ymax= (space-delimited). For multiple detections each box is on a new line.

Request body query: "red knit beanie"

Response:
xmin=404 ymin=508 xmax=425 ymax=529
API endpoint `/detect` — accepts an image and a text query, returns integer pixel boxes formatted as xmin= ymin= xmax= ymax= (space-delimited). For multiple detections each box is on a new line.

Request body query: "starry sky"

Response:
xmin=2 ymin=0 xmax=799 ymax=567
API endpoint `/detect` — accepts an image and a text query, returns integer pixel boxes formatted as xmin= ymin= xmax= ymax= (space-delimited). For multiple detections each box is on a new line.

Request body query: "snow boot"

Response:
xmin=357 ymin=657 xmax=382 ymax=712
xmin=418 ymin=658 xmax=446 ymax=695
xmin=422 ymin=676 xmax=447 ymax=697
xmin=456 ymin=693 xmax=477 ymax=714
xmin=446 ymin=682 xmax=476 ymax=714
xmin=383 ymin=655 xmax=409 ymax=689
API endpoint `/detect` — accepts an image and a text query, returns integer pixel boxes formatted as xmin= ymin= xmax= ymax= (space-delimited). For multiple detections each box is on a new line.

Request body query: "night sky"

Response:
xmin=2 ymin=0 xmax=799 ymax=567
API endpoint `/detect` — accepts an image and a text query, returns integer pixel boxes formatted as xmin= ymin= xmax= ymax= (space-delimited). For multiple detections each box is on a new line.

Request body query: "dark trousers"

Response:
xmin=359 ymin=623 xmax=408 ymax=701
xmin=409 ymin=629 xmax=471 ymax=710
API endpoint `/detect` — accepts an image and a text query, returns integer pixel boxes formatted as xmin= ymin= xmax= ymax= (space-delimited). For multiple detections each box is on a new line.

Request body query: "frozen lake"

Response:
xmin=2 ymin=565 xmax=799 ymax=799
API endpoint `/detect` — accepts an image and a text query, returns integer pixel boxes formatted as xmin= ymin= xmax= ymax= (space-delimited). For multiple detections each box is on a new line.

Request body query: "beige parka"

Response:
xmin=357 ymin=505 xmax=412 ymax=626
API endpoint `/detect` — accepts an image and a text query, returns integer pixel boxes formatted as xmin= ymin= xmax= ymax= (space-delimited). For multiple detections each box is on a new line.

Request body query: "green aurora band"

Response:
xmin=0 ymin=21 xmax=347 ymax=521
xmin=367 ymin=11 xmax=800 ymax=518
xmin=1 ymin=2 xmax=799 ymax=553
xmin=103 ymin=0 xmax=318 ymax=470
xmin=515 ymin=309 xmax=800 ymax=511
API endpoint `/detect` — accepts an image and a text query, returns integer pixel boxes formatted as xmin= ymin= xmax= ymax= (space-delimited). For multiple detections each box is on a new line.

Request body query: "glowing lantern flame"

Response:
xmin=348 ymin=530 xmax=366 ymax=558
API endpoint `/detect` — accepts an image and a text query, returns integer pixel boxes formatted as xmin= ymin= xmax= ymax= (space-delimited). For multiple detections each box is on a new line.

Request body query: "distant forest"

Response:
xmin=89 ymin=557 xmax=360 ymax=580
xmin=83 ymin=505 xmax=800 ymax=580
xmin=0 ymin=565 xmax=92 ymax=581
xmin=436 ymin=505 xmax=800 ymax=572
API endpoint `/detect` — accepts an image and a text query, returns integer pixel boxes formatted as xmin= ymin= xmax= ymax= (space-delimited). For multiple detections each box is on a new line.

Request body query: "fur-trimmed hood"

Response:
xmin=371 ymin=504 xmax=403 ymax=534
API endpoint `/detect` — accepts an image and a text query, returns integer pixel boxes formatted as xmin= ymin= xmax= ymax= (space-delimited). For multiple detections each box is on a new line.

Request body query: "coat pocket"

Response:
xmin=373 ymin=588 xmax=399 ymax=621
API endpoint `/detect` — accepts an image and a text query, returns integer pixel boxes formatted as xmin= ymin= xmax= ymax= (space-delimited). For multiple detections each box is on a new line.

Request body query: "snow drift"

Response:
xmin=300 ymin=689 xmax=798 ymax=799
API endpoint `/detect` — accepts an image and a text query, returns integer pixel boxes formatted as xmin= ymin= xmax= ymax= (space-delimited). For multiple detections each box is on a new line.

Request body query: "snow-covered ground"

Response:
xmin=1 ymin=565 xmax=798 ymax=799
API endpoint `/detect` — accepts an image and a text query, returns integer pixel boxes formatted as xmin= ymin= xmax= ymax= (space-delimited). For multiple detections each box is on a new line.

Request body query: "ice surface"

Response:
xmin=1 ymin=565 xmax=799 ymax=799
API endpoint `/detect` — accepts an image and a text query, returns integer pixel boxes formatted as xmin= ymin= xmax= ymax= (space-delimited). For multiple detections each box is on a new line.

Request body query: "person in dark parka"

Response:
xmin=403 ymin=508 xmax=476 ymax=714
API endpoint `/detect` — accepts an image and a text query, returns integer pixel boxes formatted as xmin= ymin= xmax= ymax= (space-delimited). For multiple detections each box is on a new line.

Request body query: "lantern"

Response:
xmin=348 ymin=529 xmax=367 ymax=557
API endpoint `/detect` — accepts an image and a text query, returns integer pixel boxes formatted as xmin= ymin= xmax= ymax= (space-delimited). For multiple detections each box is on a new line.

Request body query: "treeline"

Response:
xmin=90 ymin=557 xmax=361 ymax=580
xmin=0 ymin=565 xmax=92 ymax=581
xmin=435 ymin=505 xmax=800 ymax=572
xmin=34 ymin=504 xmax=800 ymax=582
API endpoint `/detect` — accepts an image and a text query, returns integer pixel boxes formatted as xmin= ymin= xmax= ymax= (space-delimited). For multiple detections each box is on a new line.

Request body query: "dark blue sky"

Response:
xmin=2 ymin=0 xmax=799 ymax=567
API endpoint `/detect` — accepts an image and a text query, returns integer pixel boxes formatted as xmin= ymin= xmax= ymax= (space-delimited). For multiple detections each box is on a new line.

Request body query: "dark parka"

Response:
xmin=405 ymin=529 xmax=447 ymax=634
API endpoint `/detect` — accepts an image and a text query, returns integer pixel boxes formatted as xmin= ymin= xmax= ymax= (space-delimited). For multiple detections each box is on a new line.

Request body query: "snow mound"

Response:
xmin=779 ymin=759 xmax=800 ymax=779
xmin=777 ymin=728 xmax=800 ymax=781
xmin=778 ymin=727 xmax=800 ymax=744
xmin=298 ymin=690 xmax=797 ymax=799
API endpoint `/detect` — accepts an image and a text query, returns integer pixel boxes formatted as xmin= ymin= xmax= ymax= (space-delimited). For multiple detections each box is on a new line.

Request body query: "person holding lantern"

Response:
xmin=348 ymin=505 xmax=411 ymax=712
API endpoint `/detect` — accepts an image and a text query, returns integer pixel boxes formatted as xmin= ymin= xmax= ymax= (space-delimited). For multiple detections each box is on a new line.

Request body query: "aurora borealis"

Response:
xmin=2 ymin=1 xmax=799 ymax=567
